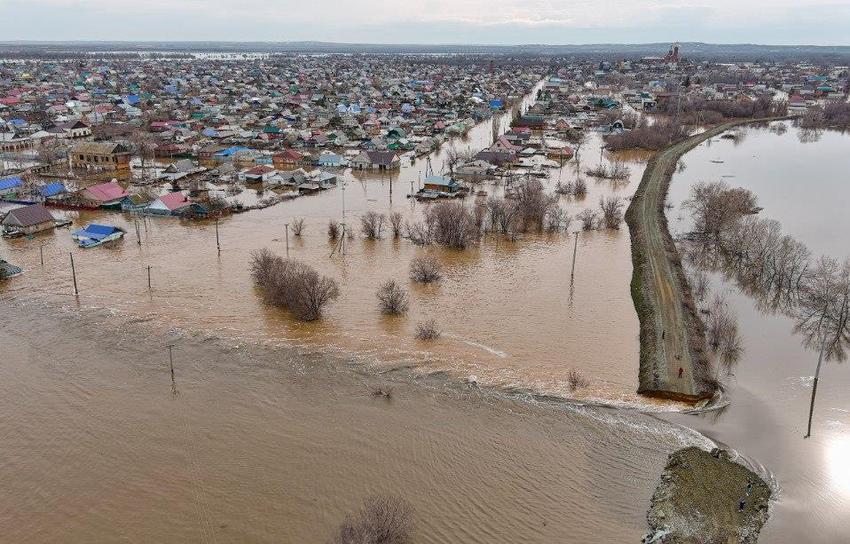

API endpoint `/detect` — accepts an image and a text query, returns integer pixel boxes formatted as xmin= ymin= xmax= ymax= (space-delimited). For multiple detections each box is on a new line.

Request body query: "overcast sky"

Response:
xmin=2 ymin=0 xmax=849 ymax=45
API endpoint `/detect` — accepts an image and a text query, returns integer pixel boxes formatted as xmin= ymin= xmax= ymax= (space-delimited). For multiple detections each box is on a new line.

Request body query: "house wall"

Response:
xmin=22 ymin=221 xmax=54 ymax=234
xmin=72 ymin=152 xmax=130 ymax=171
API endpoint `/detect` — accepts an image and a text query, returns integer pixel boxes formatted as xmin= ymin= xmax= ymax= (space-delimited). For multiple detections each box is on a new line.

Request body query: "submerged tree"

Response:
xmin=330 ymin=495 xmax=414 ymax=544
xmin=249 ymin=249 xmax=340 ymax=321
xmin=377 ymin=280 xmax=409 ymax=315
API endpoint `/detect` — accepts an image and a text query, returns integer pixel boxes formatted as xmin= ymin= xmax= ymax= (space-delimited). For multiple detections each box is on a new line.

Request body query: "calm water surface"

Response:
xmin=666 ymin=122 xmax=850 ymax=543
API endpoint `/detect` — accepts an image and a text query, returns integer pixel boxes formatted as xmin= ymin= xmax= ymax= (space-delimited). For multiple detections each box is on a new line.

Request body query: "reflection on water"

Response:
xmin=826 ymin=436 xmax=850 ymax=496
xmin=665 ymin=123 xmax=850 ymax=543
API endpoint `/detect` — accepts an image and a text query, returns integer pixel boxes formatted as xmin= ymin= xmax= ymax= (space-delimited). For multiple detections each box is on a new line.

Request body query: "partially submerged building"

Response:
xmin=0 ymin=204 xmax=56 ymax=236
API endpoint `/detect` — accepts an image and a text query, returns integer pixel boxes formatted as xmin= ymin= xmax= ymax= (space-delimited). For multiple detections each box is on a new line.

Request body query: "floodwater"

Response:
xmin=0 ymin=87 xmax=708 ymax=542
xmin=0 ymin=296 xmax=713 ymax=543
xmin=665 ymin=122 xmax=850 ymax=543
xmin=0 ymin=91 xmax=657 ymax=408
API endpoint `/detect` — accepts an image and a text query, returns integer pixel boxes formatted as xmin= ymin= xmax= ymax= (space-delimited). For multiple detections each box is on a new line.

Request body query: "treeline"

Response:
xmin=682 ymin=181 xmax=850 ymax=361
xmin=604 ymin=118 xmax=691 ymax=152
xmin=656 ymin=94 xmax=787 ymax=125
xmin=799 ymin=101 xmax=850 ymax=131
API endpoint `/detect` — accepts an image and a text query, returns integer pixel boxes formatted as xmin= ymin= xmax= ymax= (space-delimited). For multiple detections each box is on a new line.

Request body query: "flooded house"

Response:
xmin=70 ymin=142 xmax=131 ymax=172
xmin=146 ymin=191 xmax=207 ymax=217
xmin=273 ymin=149 xmax=304 ymax=168
xmin=74 ymin=180 xmax=130 ymax=209
xmin=350 ymin=150 xmax=400 ymax=170
xmin=0 ymin=176 xmax=23 ymax=198
xmin=0 ymin=204 xmax=56 ymax=236
xmin=423 ymin=175 xmax=461 ymax=194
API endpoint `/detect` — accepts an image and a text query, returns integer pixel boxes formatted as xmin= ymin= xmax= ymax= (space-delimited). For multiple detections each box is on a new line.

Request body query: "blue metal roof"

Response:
xmin=215 ymin=146 xmax=251 ymax=157
xmin=40 ymin=182 xmax=66 ymax=197
xmin=72 ymin=224 xmax=122 ymax=240
xmin=0 ymin=177 xmax=23 ymax=191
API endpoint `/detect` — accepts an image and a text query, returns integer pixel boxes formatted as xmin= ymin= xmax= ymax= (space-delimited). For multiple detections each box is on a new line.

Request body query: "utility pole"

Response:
xmin=341 ymin=180 xmax=347 ymax=257
xmin=284 ymin=223 xmax=290 ymax=259
xmin=167 ymin=343 xmax=176 ymax=388
xmin=135 ymin=217 xmax=141 ymax=246
xmin=805 ymin=296 xmax=847 ymax=438
xmin=39 ymin=243 xmax=44 ymax=266
xmin=146 ymin=265 xmax=152 ymax=290
xmin=215 ymin=218 xmax=221 ymax=255
xmin=69 ymin=252 xmax=78 ymax=296
xmin=805 ymin=337 xmax=827 ymax=439
xmin=570 ymin=231 xmax=579 ymax=280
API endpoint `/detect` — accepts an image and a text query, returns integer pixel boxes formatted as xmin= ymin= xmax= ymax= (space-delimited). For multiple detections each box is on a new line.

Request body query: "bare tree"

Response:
xmin=389 ymin=212 xmax=404 ymax=238
xmin=585 ymin=161 xmax=630 ymax=181
xmin=599 ymin=196 xmax=625 ymax=229
xmin=249 ymin=249 xmax=340 ymax=321
xmin=291 ymin=218 xmax=305 ymax=236
xmin=405 ymin=220 xmax=433 ymax=246
xmin=129 ymin=129 xmax=158 ymax=181
xmin=545 ymin=207 xmax=570 ymax=232
xmin=330 ymin=495 xmax=414 ymax=544
xmin=485 ymin=197 xmax=519 ymax=235
xmin=409 ymin=256 xmax=443 ymax=284
xmin=512 ymin=179 xmax=558 ymax=232
xmin=361 ymin=211 xmax=386 ymax=240
xmin=328 ymin=219 xmax=340 ymax=240
xmin=415 ymin=320 xmax=441 ymax=340
xmin=444 ymin=146 xmax=475 ymax=176
xmin=572 ymin=178 xmax=587 ymax=198
xmin=567 ymin=369 xmax=590 ymax=391
xmin=577 ymin=208 xmax=597 ymax=231
xmin=377 ymin=280 xmax=409 ymax=315
xmin=408 ymin=202 xmax=479 ymax=249
xmin=683 ymin=181 xmax=759 ymax=242
xmin=604 ymin=118 xmax=689 ymax=152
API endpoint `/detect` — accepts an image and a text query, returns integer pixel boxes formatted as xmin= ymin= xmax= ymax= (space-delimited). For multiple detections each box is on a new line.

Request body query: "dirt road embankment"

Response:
xmin=625 ymin=119 xmax=784 ymax=403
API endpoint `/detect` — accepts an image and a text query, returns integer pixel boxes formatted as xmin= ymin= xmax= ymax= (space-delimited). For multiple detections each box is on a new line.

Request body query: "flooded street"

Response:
xmin=0 ymin=90 xmax=694 ymax=542
xmin=665 ymin=122 xmax=850 ymax=543
xmin=0 ymin=92 xmax=657 ymax=407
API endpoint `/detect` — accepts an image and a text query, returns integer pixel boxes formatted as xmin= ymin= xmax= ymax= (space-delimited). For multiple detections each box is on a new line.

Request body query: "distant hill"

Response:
xmin=2 ymin=41 xmax=849 ymax=62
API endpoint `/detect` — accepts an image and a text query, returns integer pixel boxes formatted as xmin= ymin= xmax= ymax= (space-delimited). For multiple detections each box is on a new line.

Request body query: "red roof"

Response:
xmin=245 ymin=165 xmax=274 ymax=176
xmin=157 ymin=192 xmax=192 ymax=211
xmin=82 ymin=181 xmax=129 ymax=202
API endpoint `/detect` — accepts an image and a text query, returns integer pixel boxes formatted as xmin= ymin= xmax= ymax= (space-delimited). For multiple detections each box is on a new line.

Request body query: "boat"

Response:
xmin=71 ymin=224 xmax=126 ymax=248
xmin=0 ymin=258 xmax=22 ymax=279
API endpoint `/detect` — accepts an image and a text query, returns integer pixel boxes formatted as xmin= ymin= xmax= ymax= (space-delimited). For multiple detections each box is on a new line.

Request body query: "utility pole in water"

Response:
xmin=284 ymin=223 xmax=290 ymax=259
xmin=570 ymin=231 xmax=579 ymax=281
xmin=167 ymin=343 xmax=177 ymax=395
xmin=215 ymin=218 xmax=221 ymax=255
xmin=39 ymin=243 xmax=44 ymax=266
xmin=135 ymin=217 xmax=141 ymax=246
xmin=69 ymin=252 xmax=78 ymax=296
xmin=146 ymin=265 xmax=152 ymax=290
xmin=805 ymin=338 xmax=827 ymax=439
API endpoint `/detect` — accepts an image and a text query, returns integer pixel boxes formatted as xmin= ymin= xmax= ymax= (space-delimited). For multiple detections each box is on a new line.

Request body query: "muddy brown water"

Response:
xmin=0 ymin=89 xmax=706 ymax=542
xmin=665 ymin=122 xmax=850 ymax=543
xmin=0 ymin=98 xmax=661 ymax=408
xmin=0 ymin=296 xmax=714 ymax=543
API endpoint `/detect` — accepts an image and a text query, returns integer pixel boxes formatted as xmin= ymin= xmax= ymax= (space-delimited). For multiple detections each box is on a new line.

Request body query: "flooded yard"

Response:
xmin=1 ymin=108 xmax=658 ymax=407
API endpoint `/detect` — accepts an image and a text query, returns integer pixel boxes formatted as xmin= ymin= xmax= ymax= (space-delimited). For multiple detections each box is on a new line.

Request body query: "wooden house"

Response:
xmin=70 ymin=142 xmax=130 ymax=172
xmin=1 ymin=204 xmax=56 ymax=236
